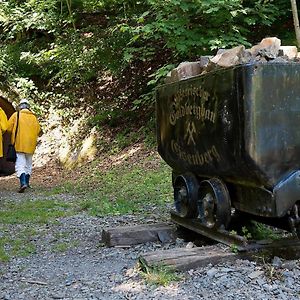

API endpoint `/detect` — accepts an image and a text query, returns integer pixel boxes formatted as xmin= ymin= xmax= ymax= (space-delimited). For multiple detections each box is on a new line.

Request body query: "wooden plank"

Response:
xmin=261 ymin=238 xmax=300 ymax=260
xmin=102 ymin=223 xmax=176 ymax=247
xmin=140 ymin=245 xmax=246 ymax=271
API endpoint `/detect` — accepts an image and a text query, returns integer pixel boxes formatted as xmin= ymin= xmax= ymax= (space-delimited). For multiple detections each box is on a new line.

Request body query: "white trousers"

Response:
xmin=15 ymin=153 xmax=33 ymax=178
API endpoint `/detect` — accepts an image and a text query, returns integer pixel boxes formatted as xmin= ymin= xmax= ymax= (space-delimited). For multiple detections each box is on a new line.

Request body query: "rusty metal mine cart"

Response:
xmin=156 ymin=62 xmax=300 ymax=238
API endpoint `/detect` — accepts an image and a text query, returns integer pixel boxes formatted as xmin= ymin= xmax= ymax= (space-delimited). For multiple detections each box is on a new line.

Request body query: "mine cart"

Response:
xmin=156 ymin=62 xmax=300 ymax=237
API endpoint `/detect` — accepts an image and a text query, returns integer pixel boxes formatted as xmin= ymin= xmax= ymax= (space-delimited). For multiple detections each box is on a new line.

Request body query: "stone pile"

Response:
xmin=165 ymin=37 xmax=300 ymax=84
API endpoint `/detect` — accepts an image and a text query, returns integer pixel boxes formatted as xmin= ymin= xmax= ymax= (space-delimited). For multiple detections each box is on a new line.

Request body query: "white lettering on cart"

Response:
xmin=171 ymin=140 xmax=221 ymax=165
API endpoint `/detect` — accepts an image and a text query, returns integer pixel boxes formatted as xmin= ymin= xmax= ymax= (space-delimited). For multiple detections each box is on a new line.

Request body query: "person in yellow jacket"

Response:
xmin=0 ymin=107 xmax=8 ymax=157
xmin=7 ymin=99 xmax=41 ymax=193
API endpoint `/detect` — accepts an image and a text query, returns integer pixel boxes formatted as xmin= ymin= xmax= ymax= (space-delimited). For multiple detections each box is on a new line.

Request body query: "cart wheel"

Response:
xmin=174 ymin=173 xmax=199 ymax=218
xmin=197 ymin=178 xmax=231 ymax=229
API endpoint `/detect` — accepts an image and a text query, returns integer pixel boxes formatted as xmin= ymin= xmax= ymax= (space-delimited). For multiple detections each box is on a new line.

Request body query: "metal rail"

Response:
xmin=171 ymin=211 xmax=300 ymax=252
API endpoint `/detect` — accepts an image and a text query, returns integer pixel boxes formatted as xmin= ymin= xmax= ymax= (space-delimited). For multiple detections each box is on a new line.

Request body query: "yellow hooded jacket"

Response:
xmin=7 ymin=109 xmax=41 ymax=154
xmin=0 ymin=108 xmax=8 ymax=157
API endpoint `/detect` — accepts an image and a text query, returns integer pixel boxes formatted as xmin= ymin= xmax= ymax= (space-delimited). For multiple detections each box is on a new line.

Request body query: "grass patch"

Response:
xmin=0 ymin=241 xmax=10 ymax=262
xmin=248 ymin=221 xmax=284 ymax=241
xmin=0 ymin=228 xmax=37 ymax=262
xmin=9 ymin=238 xmax=36 ymax=257
xmin=55 ymin=159 xmax=173 ymax=217
xmin=139 ymin=258 xmax=182 ymax=286
xmin=51 ymin=240 xmax=79 ymax=252
xmin=0 ymin=199 xmax=72 ymax=224
xmin=0 ymin=199 xmax=72 ymax=262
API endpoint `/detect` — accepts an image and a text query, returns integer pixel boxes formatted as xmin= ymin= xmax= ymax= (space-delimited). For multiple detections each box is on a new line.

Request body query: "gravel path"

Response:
xmin=1 ymin=190 xmax=300 ymax=300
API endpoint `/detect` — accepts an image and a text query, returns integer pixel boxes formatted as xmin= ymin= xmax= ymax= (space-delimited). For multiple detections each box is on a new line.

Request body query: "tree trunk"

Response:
xmin=291 ymin=0 xmax=300 ymax=48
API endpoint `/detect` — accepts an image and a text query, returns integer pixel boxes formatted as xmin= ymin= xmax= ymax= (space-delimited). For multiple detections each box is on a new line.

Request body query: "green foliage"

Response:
xmin=0 ymin=1 xmax=65 ymax=40
xmin=89 ymin=109 xmax=136 ymax=128
xmin=52 ymin=159 xmax=173 ymax=217
xmin=52 ymin=240 xmax=79 ymax=252
xmin=248 ymin=221 xmax=283 ymax=241
xmin=139 ymin=258 xmax=182 ymax=286
xmin=0 ymin=0 xmax=293 ymax=122
xmin=231 ymin=221 xmax=285 ymax=243
xmin=121 ymin=0 xmax=284 ymax=56
xmin=0 ymin=227 xmax=37 ymax=262
xmin=147 ymin=64 xmax=176 ymax=87
xmin=0 ymin=199 xmax=71 ymax=224
xmin=86 ymin=163 xmax=171 ymax=216
xmin=241 ymin=226 xmax=252 ymax=240
xmin=230 ymin=243 xmax=238 ymax=253
xmin=140 ymin=118 xmax=156 ymax=148
xmin=112 ymin=129 xmax=139 ymax=151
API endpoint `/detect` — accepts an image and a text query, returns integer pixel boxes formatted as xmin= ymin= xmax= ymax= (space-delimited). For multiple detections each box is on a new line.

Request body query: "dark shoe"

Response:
xmin=18 ymin=173 xmax=27 ymax=193
xmin=18 ymin=185 xmax=27 ymax=193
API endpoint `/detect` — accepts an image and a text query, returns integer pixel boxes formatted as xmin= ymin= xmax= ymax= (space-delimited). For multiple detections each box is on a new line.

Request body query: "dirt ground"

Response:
xmin=0 ymin=144 xmax=161 ymax=192
xmin=0 ymin=160 xmax=65 ymax=191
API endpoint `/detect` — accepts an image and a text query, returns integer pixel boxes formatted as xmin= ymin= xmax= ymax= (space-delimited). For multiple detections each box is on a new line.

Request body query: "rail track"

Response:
xmin=171 ymin=211 xmax=300 ymax=257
